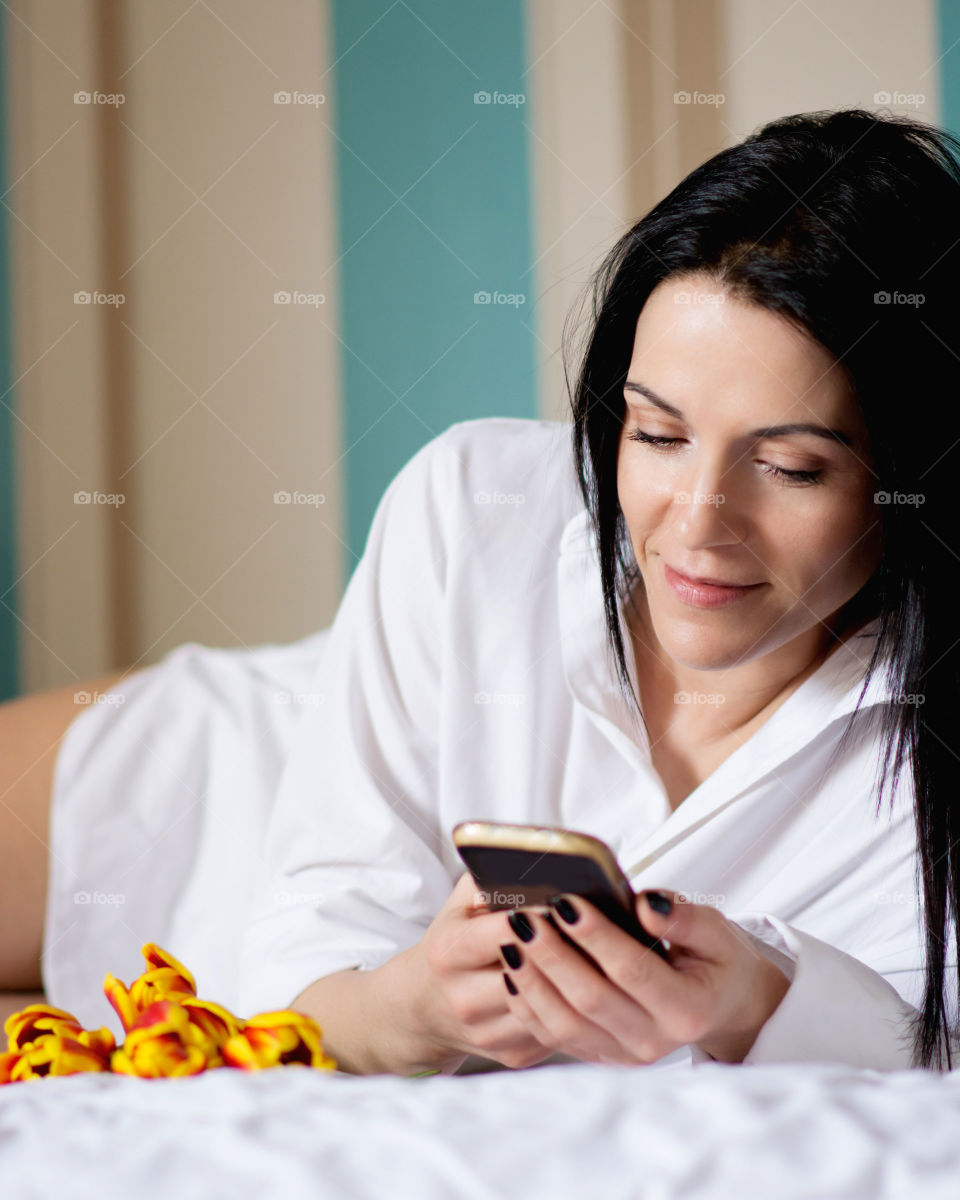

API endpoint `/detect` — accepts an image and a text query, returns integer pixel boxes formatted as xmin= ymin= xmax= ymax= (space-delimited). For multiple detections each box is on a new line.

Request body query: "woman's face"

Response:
xmin=617 ymin=273 xmax=882 ymax=672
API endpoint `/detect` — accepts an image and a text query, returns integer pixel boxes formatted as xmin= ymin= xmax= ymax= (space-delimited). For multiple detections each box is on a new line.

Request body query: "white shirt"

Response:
xmin=237 ymin=416 xmax=950 ymax=1070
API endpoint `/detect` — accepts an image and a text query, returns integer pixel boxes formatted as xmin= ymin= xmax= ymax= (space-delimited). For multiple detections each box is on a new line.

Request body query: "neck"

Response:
xmin=625 ymin=585 xmax=876 ymax=744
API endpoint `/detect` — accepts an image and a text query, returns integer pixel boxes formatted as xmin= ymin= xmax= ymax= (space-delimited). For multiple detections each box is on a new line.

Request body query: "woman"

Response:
xmin=3 ymin=107 xmax=958 ymax=1074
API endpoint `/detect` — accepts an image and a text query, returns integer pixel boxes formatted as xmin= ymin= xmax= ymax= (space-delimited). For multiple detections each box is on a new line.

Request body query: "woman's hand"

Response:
xmin=382 ymin=871 xmax=561 ymax=1074
xmin=497 ymin=889 xmax=792 ymax=1065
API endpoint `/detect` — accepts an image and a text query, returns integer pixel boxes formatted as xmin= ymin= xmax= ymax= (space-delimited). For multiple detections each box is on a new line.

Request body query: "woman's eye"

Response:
xmin=625 ymin=427 xmax=824 ymax=485
xmin=627 ymin=428 xmax=678 ymax=448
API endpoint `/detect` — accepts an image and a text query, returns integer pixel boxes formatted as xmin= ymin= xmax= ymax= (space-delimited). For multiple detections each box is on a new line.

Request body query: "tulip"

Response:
xmin=221 ymin=1010 xmax=336 ymax=1072
xmin=104 ymin=943 xmax=197 ymax=1034
xmin=1 ymin=1003 xmax=114 ymax=1081
xmin=0 ymin=943 xmax=337 ymax=1083
xmin=109 ymin=999 xmax=215 ymax=1078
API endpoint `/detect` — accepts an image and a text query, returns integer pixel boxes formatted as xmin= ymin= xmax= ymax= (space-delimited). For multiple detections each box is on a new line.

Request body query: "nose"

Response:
xmin=673 ymin=453 xmax=748 ymax=544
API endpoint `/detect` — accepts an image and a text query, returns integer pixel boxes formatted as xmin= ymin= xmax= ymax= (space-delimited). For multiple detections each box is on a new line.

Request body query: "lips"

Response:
xmin=667 ymin=565 xmax=761 ymax=589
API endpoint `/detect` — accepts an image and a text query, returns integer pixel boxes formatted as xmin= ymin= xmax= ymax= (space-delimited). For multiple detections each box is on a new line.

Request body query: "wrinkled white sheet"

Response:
xmin=2 ymin=1061 xmax=959 ymax=1199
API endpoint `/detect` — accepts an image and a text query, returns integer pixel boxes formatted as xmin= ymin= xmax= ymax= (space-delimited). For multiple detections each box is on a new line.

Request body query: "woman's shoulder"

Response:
xmin=422 ymin=417 xmax=583 ymax=524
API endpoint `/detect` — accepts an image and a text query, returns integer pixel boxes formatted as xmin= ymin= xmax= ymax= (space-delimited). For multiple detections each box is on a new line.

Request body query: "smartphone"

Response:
xmin=452 ymin=820 xmax=669 ymax=965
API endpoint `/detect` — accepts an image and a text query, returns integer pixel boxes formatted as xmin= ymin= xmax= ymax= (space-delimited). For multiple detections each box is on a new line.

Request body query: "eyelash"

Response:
xmin=625 ymin=428 xmax=824 ymax=485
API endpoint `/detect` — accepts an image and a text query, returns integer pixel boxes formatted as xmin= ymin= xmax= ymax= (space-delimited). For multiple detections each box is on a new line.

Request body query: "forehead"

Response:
xmin=627 ymin=276 xmax=861 ymax=425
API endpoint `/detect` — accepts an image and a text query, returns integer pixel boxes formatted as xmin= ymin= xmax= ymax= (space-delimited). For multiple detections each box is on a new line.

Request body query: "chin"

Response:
xmin=653 ymin=616 xmax=767 ymax=672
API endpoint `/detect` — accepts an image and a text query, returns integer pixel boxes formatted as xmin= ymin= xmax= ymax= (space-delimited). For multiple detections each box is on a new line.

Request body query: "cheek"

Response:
xmin=766 ymin=490 xmax=881 ymax=598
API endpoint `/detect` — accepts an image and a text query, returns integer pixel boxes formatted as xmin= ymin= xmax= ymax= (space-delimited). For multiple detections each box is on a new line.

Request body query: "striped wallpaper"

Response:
xmin=0 ymin=1 xmax=948 ymax=698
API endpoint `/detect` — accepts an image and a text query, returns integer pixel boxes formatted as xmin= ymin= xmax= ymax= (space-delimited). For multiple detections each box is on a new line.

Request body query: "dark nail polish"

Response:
xmin=500 ymin=942 xmax=523 ymax=969
xmin=645 ymin=890 xmax=672 ymax=914
xmin=548 ymin=896 xmax=580 ymax=925
xmin=508 ymin=910 xmax=536 ymax=942
xmin=503 ymin=971 xmax=519 ymax=996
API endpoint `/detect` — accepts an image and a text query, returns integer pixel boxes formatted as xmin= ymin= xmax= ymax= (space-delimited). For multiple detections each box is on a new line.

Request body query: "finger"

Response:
xmin=542 ymin=895 xmax=704 ymax=1046
xmin=502 ymin=916 xmax=646 ymax=1062
xmin=468 ymin=1009 xmax=557 ymax=1067
xmin=436 ymin=907 xmax=529 ymax=971
xmin=635 ymin=888 xmax=733 ymax=962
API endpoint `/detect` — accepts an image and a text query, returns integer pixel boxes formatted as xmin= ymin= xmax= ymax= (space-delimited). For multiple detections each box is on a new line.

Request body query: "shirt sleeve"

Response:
xmin=688 ymin=913 xmax=922 ymax=1070
xmin=236 ymin=430 xmax=459 ymax=1017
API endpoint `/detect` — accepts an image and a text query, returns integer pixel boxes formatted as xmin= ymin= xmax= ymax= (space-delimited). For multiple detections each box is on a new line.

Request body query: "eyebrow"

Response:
xmin=623 ymin=381 xmax=854 ymax=447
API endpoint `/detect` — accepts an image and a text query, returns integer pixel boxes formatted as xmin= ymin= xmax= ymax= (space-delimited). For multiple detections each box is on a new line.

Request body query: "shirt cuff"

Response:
xmin=688 ymin=913 xmax=918 ymax=1070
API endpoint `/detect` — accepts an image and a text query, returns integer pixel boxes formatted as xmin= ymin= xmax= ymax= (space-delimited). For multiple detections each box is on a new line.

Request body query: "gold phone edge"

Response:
xmin=451 ymin=820 xmax=634 ymax=908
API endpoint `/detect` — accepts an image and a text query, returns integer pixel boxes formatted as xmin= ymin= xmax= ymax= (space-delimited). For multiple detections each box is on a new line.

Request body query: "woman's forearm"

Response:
xmin=288 ymin=949 xmax=466 ymax=1076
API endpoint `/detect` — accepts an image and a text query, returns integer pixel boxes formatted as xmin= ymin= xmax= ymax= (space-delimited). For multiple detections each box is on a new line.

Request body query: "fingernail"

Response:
xmin=645 ymin=890 xmax=672 ymax=914
xmin=547 ymin=895 xmax=580 ymax=925
xmin=507 ymin=910 xmax=536 ymax=942
xmin=500 ymin=942 xmax=523 ymax=969
xmin=503 ymin=971 xmax=519 ymax=996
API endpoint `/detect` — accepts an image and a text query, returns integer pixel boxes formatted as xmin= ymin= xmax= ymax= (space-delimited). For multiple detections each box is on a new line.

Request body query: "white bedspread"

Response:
xmin=2 ymin=1060 xmax=959 ymax=1199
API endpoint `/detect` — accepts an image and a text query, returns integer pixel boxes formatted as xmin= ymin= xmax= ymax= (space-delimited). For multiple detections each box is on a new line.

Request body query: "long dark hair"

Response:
xmin=566 ymin=107 xmax=960 ymax=1070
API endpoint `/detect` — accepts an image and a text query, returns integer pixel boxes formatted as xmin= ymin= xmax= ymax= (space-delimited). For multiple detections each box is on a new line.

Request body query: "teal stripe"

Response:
xmin=939 ymin=0 xmax=960 ymax=137
xmin=331 ymin=0 xmax=537 ymax=573
xmin=0 ymin=6 xmax=19 ymax=701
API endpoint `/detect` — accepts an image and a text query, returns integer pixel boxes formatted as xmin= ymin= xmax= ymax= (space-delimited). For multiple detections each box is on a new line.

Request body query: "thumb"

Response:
xmin=452 ymin=869 xmax=489 ymax=913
